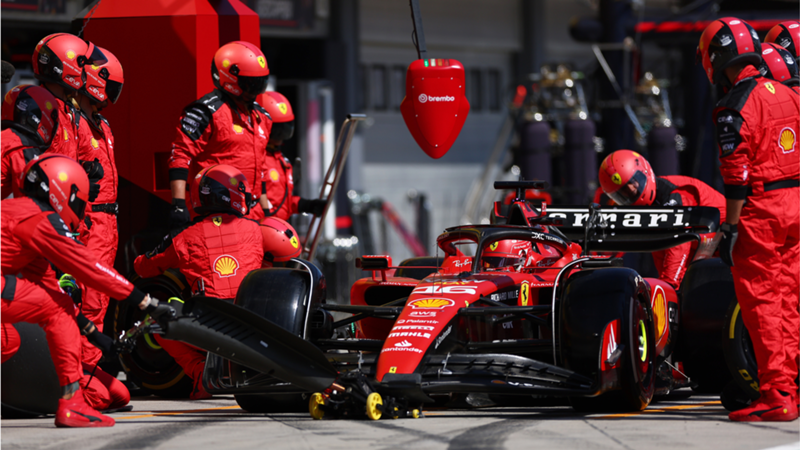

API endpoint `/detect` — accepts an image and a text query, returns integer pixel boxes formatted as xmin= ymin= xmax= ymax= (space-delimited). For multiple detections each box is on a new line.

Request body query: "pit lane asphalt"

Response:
xmin=2 ymin=391 xmax=798 ymax=450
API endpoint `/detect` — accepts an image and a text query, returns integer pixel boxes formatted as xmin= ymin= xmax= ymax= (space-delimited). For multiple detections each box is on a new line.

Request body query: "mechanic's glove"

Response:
xmin=141 ymin=295 xmax=176 ymax=329
xmin=170 ymin=198 xmax=190 ymax=229
xmin=81 ymin=158 xmax=104 ymax=203
xmin=59 ymin=274 xmax=82 ymax=304
xmin=77 ymin=313 xmax=116 ymax=359
xmin=297 ymin=198 xmax=326 ymax=216
xmin=719 ymin=223 xmax=738 ymax=267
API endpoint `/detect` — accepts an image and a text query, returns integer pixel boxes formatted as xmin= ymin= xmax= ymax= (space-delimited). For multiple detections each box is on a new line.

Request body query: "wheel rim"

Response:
xmin=638 ymin=320 xmax=647 ymax=363
xmin=309 ymin=393 xmax=325 ymax=420
xmin=365 ymin=392 xmax=383 ymax=420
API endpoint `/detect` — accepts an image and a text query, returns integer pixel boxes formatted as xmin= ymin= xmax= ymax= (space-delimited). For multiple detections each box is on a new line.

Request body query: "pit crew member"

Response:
xmin=134 ymin=165 xmax=264 ymax=399
xmin=168 ymin=41 xmax=272 ymax=227
xmin=2 ymin=85 xmax=59 ymax=199
xmin=257 ymin=91 xmax=325 ymax=219
xmin=2 ymin=154 xmax=171 ymax=427
xmin=764 ymin=20 xmax=799 ymax=64
xmin=698 ymin=17 xmax=799 ymax=422
xmin=759 ymin=43 xmax=799 ymax=91
xmin=598 ymin=150 xmax=727 ymax=288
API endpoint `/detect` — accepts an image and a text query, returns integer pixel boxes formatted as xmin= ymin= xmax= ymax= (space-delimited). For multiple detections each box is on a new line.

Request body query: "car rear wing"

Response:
xmin=545 ymin=205 xmax=720 ymax=253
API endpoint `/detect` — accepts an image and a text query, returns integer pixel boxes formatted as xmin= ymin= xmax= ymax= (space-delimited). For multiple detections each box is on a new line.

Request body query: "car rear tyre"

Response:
xmin=561 ymin=268 xmax=656 ymax=412
xmin=721 ymin=299 xmax=760 ymax=402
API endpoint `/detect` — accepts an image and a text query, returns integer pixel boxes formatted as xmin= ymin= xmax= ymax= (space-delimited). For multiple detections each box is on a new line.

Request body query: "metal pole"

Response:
xmin=409 ymin=0 xmax=428 ymax=60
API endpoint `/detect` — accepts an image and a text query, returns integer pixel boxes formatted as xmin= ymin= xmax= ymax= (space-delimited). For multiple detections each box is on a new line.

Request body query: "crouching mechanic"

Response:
xmin=1 ymin=154 xmax=172 ymax=427
xmin=134 ymin=165 xmax=264 ymax=399
xmin=698 ymin=17 xmax=799 ymax=421
xmin=599 ymin=150 xmax=727 ymax=289
xmin=257 ymin=92 xmax=325 ymax=219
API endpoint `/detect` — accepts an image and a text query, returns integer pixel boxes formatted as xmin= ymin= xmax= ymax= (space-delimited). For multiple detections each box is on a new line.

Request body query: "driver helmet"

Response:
xmin=260 ymin=217 xmax=302 ymax=263
xmin=80 ymin=46 xmax=124 ymax=105
xmin=190 ymin=164 xmax=252 ymax=216
xmin=212 ymin=41 xmax=269 ymax=103
xmin=2 ymin=84 xmax=60 ymax=146
xmin=481 ymin=239 xmax=534 ymax=272
xmin=256 ymin=91 xmax=294 ymax=146
xmin=764 ymin=20 xmax=799 ymax=63
xmin=598 ymin=150 xmax=657 ymax=206
xmin=758 ymin=43 xmax=798 ymax=86
xmin=21 ymin=154 xmax=89 ymax=232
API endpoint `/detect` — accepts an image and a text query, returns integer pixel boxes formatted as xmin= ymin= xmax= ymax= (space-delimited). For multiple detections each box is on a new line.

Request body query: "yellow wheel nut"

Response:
xmin=365 ymin=392 xmax=383 ymax=420
xmin=309 ymin=393 xmax=325 ymax=420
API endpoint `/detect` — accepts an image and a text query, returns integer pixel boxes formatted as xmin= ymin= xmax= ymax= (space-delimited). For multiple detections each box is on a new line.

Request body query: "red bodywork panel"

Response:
xmin=400 ymin=59 xmax=470 ymax=159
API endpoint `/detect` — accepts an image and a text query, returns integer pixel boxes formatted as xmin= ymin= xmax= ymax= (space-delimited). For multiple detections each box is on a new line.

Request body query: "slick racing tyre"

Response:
xmin=395 ymin=257 xmax=444 ymax=280
xmin=561 ymin=268 xmax=656 ymax=412
xmin=676 ymin=258 xmax=735 ymax=393
xmin=1 ymin=323 xmax=60 ymax=418
xmin=115 ymin=270 xmax=193 ymax=398
xmin=721 ymin=299 xmax=760 ymax=402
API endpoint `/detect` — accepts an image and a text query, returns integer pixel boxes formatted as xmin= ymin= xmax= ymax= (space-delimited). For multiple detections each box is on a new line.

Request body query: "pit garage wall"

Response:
xmin=356 ymin=0 xmax=594 ymax=260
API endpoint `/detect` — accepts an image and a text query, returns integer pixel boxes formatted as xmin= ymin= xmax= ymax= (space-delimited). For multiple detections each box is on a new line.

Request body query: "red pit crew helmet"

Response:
xmin=260 ymin=217 xmax=302 ymax=263
xmin=400 ymin=58 xmax=470 ymax=159
xmin=481 ymin=239 xmax=534 ymax=272
xmin=81 ymin=46 xmax=124 ymax=105
xmin=696 ymin=17 xmax=762 ymax=84
xmin=599 ymin=150 xmax=657 ymax=206
xmin=759 ymin=43 xmax=798 ymax=84
xmin=257 ymin=91 xmax=294 ymax=144
xmin=2 ymin=84 xmax=60 ymax=145
xmin=765 ymin=20 xmax=800 ymax=62
xmin=32 ymin=33 xmax=107 ymax=92
xmin=21 ymin=154 xmax=89 ymax=232
xmin=190 ymin=164 xmax=252 ymax=216
xmin=212 ymin=41 xmax=269 ymax=102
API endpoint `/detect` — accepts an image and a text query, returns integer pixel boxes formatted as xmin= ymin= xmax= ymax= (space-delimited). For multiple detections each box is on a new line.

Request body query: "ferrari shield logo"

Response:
xmin=611 ymin=173 xmax=622 ymax=185
xmin=212 ymin=216 xmax=223 ymax=226
xmin=489 ymin=242 xmax=499 ymax=251
xmin=389 ymin=367 xmax=397 ymax=373
xmin=518 ymin=281 xmax=530 ymax=306
xmin=290 ymin=236 xmax=299 ymax=248
xmin=257 ymin=56 xmax=266 ymax=68
xmin=765 ymin=82 xmax=776 ymax=94
xmin=278 ymin=103 xmax=288 ymax=115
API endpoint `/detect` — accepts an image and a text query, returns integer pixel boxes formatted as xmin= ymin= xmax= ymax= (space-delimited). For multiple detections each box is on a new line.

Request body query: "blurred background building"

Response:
xmin=2 ymin=0 xmax=797 ymax=299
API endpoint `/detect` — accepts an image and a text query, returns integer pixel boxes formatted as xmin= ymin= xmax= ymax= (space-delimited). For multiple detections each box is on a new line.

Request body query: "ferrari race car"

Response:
xmin=1 ymin=181 xmax=748 ymax=419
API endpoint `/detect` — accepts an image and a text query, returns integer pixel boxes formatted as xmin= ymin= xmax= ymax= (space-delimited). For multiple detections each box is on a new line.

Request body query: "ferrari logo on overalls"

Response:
xmin=518 ymin=281 xmax=530 ymax=306
xmin=212 ymin=216 xmax=223 ymax=226
xmin=278 ymin=103 xmax=288 ymax=115
xmin=765 ymin=82 xmax=776 ymax=94
xmin=213 ymin=255 xmax=239 ymax=277
xmin=779 ymin=128 xmax=796 ymax=154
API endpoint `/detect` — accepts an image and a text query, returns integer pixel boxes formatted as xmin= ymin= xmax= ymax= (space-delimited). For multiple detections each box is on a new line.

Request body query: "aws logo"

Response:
xmin=213 ymin=255 xmax=240 ymax=277
xmin=408 ymin=298 xmax=454 ymax=309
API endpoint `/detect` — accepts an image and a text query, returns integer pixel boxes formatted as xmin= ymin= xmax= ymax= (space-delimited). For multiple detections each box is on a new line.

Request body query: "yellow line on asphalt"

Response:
xmin=594 ymin=400 xmax=721 ymax=419
xmin=117 ymin=405 xmax=242 ymax=420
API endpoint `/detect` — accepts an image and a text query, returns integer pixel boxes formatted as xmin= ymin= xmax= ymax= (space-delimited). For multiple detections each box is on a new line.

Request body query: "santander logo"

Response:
xmin=418 ymin=93 xmax=455 ymax=103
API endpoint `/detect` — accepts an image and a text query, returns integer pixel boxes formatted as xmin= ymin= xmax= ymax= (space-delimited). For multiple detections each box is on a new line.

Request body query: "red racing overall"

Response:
xmin=1 ymin=197 xmax=145 ymax=399
xmin=169 ymin=90 xmax=272 ymax=221
xmin=263 ymin=149 xmax=301 ymax=220
xmin=44 ymin=95 xmax=79 ymax=160
xmin=651 ymin=176 xmax=727 ymax=288
xmin=134 ymin=213 xmax=263 ymax=398
xmin=1 ymin=129 xmax=44 ymax=199
xmin=714 ymin=66 xmax=800 ymax=397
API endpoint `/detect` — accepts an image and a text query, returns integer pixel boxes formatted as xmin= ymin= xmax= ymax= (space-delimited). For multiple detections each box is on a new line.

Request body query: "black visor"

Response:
xmin=105 ymin=79 xmax=123 ymax=104
xmin=68 ymin=184 xmax=87 ymax=222
xmin=238 ymin=75 xmax=269 ymax=99
xmin=270 ymin=121 xmax=295 ymax=143
xmin=607 ymin=170 xmax=649 ymax=206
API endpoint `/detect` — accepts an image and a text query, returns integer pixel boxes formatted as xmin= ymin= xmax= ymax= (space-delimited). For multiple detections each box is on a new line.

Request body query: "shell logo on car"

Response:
xmin=408 ymin=298 xmax=454 ymax=309
xmin=652 ymin=285 xmax=667 ymax=342
xmin=213 ymin=255 xmax=240 ymax=277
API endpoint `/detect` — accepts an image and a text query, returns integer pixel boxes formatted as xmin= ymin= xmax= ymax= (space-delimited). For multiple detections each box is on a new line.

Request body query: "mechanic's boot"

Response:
xmin=190 ymin=377 xmax=212 ymax=400
xmin=729 ymin=389 xmax=798 ymax=422
xmin=55 ymin=389 xmax=115 ymax=427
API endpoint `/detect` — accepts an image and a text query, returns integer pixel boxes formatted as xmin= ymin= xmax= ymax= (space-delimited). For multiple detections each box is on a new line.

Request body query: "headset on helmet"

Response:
xmin=21 ymin=154 xmax=89 ymax=232
xmin=81 ymin=46 xmax=124 ymax=105
xmin=481 ymin=239 xmax=535 ymax=272
xmin=598 ymin=150 xmax=657 ymax=206
xmin=696 ymin=17 xmax=762 ymax=85
xmin=759 ymin=43 xmax=799 ymax=86
xmin=260 ymin=217 xmax=302 ymax=263
xmin=32 ymin=34 xmax=107 ymax=92
xmin=256 ymin=91 xmax=294 ymax=144
xmin=765 ymin=20 xmax=800 ymax=62
xmin=2 ymin=85 xmax=59 ymax=146
xmin=211 ymin=41 xmax=269 ymax=102
xmin=190 ymin=164 xmax=252 ymax=216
